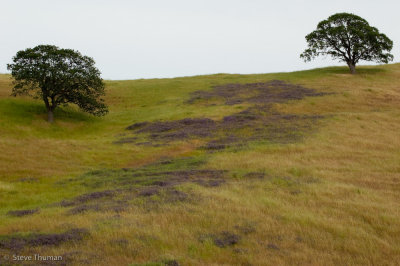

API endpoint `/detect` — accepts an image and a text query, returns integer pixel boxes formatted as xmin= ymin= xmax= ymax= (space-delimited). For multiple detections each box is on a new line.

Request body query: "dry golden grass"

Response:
xmin=0 ymin=64 xmax=399 ymax=265
xmin=0 ymin=75 xmax=12 ymax=98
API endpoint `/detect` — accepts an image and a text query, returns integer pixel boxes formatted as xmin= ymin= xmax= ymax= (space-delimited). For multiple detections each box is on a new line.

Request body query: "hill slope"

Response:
xmin=0 ymin=64 xmax=399 ymax=265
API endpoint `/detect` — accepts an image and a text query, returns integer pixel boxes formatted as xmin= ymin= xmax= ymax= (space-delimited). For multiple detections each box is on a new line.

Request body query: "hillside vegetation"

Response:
xmin=0 ymin=64 xmax=399 ymax=265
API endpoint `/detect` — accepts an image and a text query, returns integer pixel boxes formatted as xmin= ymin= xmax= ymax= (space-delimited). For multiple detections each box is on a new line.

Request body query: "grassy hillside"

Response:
xmin=0 ymin=64 xmax=399 ymax=265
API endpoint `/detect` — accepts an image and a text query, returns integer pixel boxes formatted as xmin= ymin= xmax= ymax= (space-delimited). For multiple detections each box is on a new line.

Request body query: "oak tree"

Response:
xmin=300 ymin=13 xmax=394 ymax=74
xmin=7 ymin=45 xmax=108 ymax=122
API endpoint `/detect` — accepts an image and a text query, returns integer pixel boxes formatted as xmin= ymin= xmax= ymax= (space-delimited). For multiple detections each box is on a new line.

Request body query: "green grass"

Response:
xmin=0 ymin=64 xmax=400 ymax=265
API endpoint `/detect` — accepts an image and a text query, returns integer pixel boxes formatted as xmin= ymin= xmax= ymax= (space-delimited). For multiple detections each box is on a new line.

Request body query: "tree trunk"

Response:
xmin=347 ymin=62 xmax=356 ymax=74
xmin=47 ymin=109 xmax=54 ymax=123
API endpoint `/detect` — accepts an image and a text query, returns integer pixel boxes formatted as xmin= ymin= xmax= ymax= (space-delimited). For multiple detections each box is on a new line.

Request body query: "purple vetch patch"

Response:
xmin=121 ymin=80 xmax=328 ymax=149
xmin=187 ymin=80 xmax=328 ymax=105
xmin=199 ymin=231 xmax=241 ymax=248
xmin=7 ymin=208 xmax=39 ymax=217
xmin=0 ymin=229 xmax=89 ymax=251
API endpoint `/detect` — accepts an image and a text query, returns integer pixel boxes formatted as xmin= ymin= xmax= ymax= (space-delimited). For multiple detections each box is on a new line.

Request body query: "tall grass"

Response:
xmin=0 ymin=64 xmax=399 ymax=265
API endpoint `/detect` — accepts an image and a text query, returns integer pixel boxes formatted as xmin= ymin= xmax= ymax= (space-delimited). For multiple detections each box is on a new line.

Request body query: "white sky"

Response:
xmin=0 ymin=0 xmax=399 ymax=80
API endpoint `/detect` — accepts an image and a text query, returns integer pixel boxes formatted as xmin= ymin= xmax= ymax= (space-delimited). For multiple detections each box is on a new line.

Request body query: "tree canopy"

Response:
xmin=7 ymin=45 xmax=108 ymax=122
xmin=300 ymin=13 xmax=394 ymax=74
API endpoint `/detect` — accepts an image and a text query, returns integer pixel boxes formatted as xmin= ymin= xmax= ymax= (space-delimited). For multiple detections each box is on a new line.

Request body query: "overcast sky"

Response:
xmin=1 ymin=0 xmax=399 ymax=80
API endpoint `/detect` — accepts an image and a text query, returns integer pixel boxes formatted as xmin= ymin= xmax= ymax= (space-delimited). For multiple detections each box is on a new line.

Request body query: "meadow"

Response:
xmin=0 ymin=64 xmax=399 ymax=265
